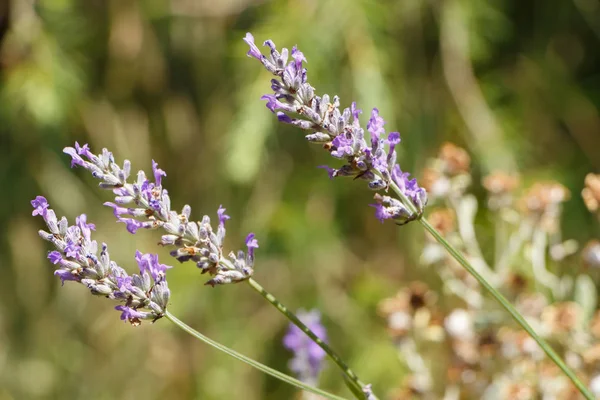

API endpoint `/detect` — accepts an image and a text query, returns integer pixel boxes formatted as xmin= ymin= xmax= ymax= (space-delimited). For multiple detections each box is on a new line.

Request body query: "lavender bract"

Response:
xmin=63 ymin=143 xmax=257 ymax=287
xmin=32 ymin=196 xmax=170 ymax=325
xmin=283 ymin=309 xmax=327 ymax=385
xmin=244 ymin=33 xmax=427 ymax=224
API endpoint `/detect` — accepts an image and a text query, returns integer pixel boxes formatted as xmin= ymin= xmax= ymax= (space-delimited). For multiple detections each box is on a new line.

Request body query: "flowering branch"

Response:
xmin=244 ymin=32 xmax=594 ymax=399
xmin=244 ymin=33 xmax=426 ymax=225
xmin=64 ymin=143 xmax=255 ymax=287
xmin=32 ymin=196 xmax=170 ymax=325
xmin=31 ymin=199 xmax=345 ymax=399
xmin=62 ymin=143 xmax=370 ymax=399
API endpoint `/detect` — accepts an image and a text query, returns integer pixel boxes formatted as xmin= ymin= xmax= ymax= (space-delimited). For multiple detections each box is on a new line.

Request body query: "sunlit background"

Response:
xmin=1 ymin=0 xmax=599 ymax=399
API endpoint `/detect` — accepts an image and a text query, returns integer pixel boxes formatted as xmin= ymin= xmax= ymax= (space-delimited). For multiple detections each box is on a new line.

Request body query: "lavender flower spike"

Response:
xmin=283 ymin=309 xmax=327 ymax=385
xmin=244 ymin=33 xmax=427 ymax=224
xmin=63 ymin=143 xmax=256 ymax=286
xmin=32 ymin=196 xmax=170 ymax=326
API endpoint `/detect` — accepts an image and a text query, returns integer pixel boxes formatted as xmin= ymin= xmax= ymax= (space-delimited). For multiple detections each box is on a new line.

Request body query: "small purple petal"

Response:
xmin=243 ymin=32 xmax=263 ymax=60
xmin=135 ymin=251 xmax=171 ymax=282
xmin=245 ymin=233 xmax=259 ymax=260
xmin=367 ymin=108 xmax=385 ymax=149
xmin=118 ymin=217 xmax=143 ymax=234
xmin=291 ymin=46 xmax=306 ymax=70
xmin=277 ymin=112 xmax=293 ymax=123
xmin=31 ymin=196 xmax=49 ymax=217
xmin=48 ymin=251 xmax=62 ymax=264
xmin=76 ymin=214 xmax=96 ymax=241
xmin=318 ymin=165 xmax=337 ymax=179
xmin=104 ymin=202 xmax=129 ymax=217
xmin=263 ymin=39 xmax=277 ymax=51
xmin=217 ymin=205 xmax=230 ymax=227
xmin=351 ymin=102 xmax=362 ymax=122
xmin=261 ymin=94 xmax=279 ymax=112
xmin=152 ymin=160 xmax=167 ymax=187
xmin=370 ymin=203 xmax=390 ymax=223
xmin=64 ymin=243 xmax=81 ymax=258
xmin=63 ymin=147 xmax=86 ymax=168
xmin=115 ymin=305 xmax=149 ymax=323
xmin=54 ymin=269 xmax=79 ymax=285
xmin=115 ymin=275 xmax=134 ymax=292
xmin=387 ymin=132 xmax=401 ymax=146
xmin=75 ymin=142 xmax=94 ymax=159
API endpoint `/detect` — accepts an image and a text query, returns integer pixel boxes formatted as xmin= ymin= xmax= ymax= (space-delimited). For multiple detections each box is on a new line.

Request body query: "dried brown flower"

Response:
xmin=421 ymin=167 xmax=442 ymax=193
xmin=503 ymin=382 xmax=535 ymax=400
xmin=439 ymin=142 xmax=471 ymax=175
xmin=541 ymin=302 xmax=582 ymax=334
xmin=483 ymin=171 xmax=520 ymax=195
xmin=427 ymin=208 xmax=455 ymax=235
xmin=582 ymin=173 xmax=600 ymax=214
xmin=378 ymin=282 xmax=437 ymax=338
xmin=506 ymin=272 xmax=528 ymax=293
xmin=520 ymin=181 xmax=570 ymax=214
xmin=582 ymin=240 xmax=600 ymax=269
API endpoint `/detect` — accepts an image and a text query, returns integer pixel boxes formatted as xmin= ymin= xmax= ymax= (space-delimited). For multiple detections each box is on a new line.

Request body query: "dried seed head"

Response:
xmin=541 ymin=302 xmax=582 ymax=334
xmin=520 ymin=181 xmax=570 ymax=214
xmin=582 ymin=173 xmax=600 ymax=214
xmin=582 ymin=240 xmax=600 ymax=269
xmin=483 ymin=171 xmax=520 ymax=194
xmin=439 ymin=142 xmax=471 ymax=175
xmin=427 ymin=208 xmax=455 ymax=235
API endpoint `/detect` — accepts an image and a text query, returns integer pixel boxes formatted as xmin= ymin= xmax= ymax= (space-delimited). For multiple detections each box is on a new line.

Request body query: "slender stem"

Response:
xmin=164 ymin=311 xmax=348 ymax=400
xmin=246 ymin=278 xmax=369 ymax=399
xmin=417 ymin=218 xmax=594 ymax=399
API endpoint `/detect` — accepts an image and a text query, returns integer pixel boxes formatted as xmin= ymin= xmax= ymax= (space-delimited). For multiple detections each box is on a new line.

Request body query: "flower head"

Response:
xmin=32 ymin=197 xmax=170 ymax=325
xmin=31 ymin=196 xmax=49 ymax=217
xmin=63 ymin=142 xmax=257 ymax=287
xmin=283 ymin=309 xmax=327 ymax=384
xmin=244 ymin=33 xmax=427 ymax=223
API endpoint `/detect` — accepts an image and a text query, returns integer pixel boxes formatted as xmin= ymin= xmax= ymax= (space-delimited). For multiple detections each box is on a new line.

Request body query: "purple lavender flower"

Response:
xmin=32 ymin=198 xmax=171 ymax=325
xmin=135 ymin=251 xmax=171 ymax=283
xmin=244 ymin=33 xmax=427 ymax=224
xmin=283 ymin=309 xmax=327 ymax=385
xmin=63 ymin=143 xmax=257 ymax=286
xmin=31 ymin=196 xmax=49 ymax=217
xmin=245 ymin=233 xmax=258 ymax=260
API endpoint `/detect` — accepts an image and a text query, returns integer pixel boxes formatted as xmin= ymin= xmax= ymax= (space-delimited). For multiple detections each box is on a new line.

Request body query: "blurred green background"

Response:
xmin=1 ymin=0 xmax=599 ymax=399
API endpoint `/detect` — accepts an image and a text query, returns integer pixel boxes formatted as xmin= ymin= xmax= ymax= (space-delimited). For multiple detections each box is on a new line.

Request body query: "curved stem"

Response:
xmin=417 ymin=218 xmax=593 ymax=399
xmin=164 ymin=311 xmax=348 ymax=400
xmin=246 ymin=278 xmax=369 ymax=399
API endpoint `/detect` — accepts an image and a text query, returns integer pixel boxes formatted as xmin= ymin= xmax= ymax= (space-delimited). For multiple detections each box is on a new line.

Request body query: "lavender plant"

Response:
xmin=31 ymin=193 xmax=346 ymax=399
xmin=243 ymin=33 xmax=594 ymax=398
xmin=56 ymin=142 xmax=370 ymax=398
xmin=28 ymin=32 xmax=596 ymax=400
xmin=283 ymin=309 xmax=328 ymax=386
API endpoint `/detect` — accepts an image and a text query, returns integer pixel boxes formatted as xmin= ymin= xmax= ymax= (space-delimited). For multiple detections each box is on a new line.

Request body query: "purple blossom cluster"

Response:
xmin=32 ymin=196 xmax=170 ymax=325
xmin=283 ymin=310 xmax=328 ymax=385
xmin=244 ymin=33 xmax=427 ymax=224
xmin=63 ymin=143 xmax=257 ymax=286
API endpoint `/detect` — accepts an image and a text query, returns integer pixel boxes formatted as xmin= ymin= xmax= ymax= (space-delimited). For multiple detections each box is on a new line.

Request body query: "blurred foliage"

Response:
xmin=0 ymin=0 xmax=599 ymax=399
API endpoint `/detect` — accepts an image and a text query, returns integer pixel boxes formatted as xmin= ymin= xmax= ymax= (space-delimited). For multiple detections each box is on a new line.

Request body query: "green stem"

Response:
xmin=246 ymin=278 xmax=369 ymax=399
xmin=164 ymin=311 xmax=348 ymax=400
xmin=418 ymin=218 xmax=593 ymax=399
